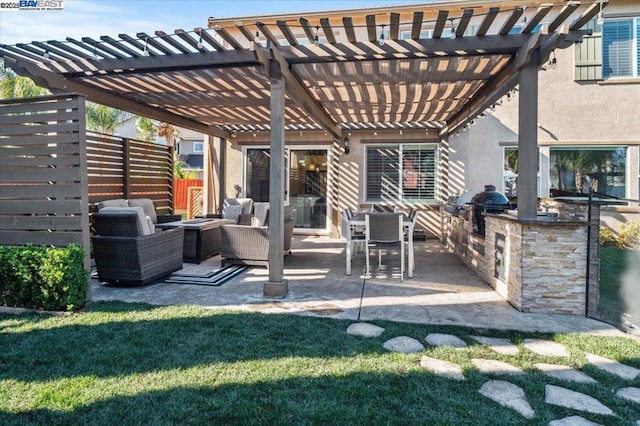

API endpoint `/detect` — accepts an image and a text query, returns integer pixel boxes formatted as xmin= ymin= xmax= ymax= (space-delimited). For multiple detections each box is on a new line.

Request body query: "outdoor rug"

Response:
xmin=162 ymin=264 xmax=248 ymax=286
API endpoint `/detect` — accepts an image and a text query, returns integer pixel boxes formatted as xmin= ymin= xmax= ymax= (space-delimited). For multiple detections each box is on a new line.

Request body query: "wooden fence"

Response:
xmin=0 ymin=94 xmax=90 ymax=254
xmin=87 ymin=132 xmax=174 ymax=215
xmin=174 ymin=178 xmax=203 ymax=209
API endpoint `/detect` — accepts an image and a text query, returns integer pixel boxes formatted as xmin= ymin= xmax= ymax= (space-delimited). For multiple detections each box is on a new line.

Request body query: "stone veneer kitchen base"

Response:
xmin=441 ymin=199 xmax=601 ymax=315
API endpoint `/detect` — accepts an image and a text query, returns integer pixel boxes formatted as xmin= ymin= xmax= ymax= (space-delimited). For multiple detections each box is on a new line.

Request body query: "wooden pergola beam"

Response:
xmin=522 ymin=4 xmax=552 ymax=34
xmin=320 ymin=18 xmax=336 ymax=44
xmin=299 ymin=18 xmax=315 ymax=44
xmin=433 ymin=10 xmax=449 ymax=38
xmin=477 ymin=7 xmax=499 ymax=37
xmin=410 ymin=12 xmax=424 ymax=39
xmin=212 ymin=25 xmax=243 ymax=50
xmin=155 ymin=31 xmax=190 ymax=54
xmin=548 ymin=1 xmax=580 ymax=32
xmin=196 ymin=28 xmax=225 ymax=51
xmin=366 ymin=15 xmax=377 ymax=42
xmin=61 ymin=49 xmax=259 ymax=78
xmin=390 ymin=13 xmax=400 ymax=40
xmin=257 ymin=22 xmax=281 ymax=47
xmin=456 ymin=9 xmax=474 ymax=38
xmin=445 ymin=28 xmax=589 ymax=135
xmin=260 ymin=47 xmax=340 ymax=138
xmin=2 ymin=57 xmax=229 ymax=138
xmin=277 ymin=21 xmax=298 ymax=46
xmin=278 ymin=34 xmax=527 ymax=64
xmin=136 ymin=32 xmax=174 ymax=55
xmin=499 ymin=7 xmax=524 ymax=35
xmin=570 ymin=1 xmax=608 ymax=31
xmin=343 ymin=17 xmax=357 ymax=43
xmin=174 ymin=29 xmax=207 ymax=53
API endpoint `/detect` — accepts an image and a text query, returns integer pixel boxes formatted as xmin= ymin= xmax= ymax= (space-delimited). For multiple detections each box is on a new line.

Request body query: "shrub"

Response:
xmin=0 ymin=244 xmax=88 ymax=311
xmin=600 ymin=222 xmax=640 ymax=249
xmin=617 ymin=222 xmax=640 ymax=249
xmin=599 ymin=226 xmax=618 ymax=247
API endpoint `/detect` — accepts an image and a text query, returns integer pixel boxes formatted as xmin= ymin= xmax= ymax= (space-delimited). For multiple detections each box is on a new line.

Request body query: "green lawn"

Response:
xmin=1 ymin=302 xmax=639 ymax=425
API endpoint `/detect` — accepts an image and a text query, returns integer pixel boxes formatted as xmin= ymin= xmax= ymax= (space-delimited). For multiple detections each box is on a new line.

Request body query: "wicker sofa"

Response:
xmin=220 ymin=205 xmax=295 ymax=267
xmin=92 ymin=207 xmax=184 ymax=285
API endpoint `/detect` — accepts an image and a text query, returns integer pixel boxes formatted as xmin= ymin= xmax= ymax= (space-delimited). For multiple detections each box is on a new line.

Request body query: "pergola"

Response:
xmin=0 ymin=0 xmax=604 ymax=297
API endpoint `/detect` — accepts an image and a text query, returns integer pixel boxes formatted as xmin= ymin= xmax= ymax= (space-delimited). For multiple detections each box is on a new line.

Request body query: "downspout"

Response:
xmin=585 ymin=188 xmax=592 ymax=318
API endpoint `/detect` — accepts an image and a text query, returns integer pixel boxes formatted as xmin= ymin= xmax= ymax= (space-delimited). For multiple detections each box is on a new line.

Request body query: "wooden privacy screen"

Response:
xmin=0 ymin=94 xmax=90 ymax=254
xmin=187 ymin=186 xmax=203 ymax=219
xmin=87 ymin=133 xmax=174 ymax=216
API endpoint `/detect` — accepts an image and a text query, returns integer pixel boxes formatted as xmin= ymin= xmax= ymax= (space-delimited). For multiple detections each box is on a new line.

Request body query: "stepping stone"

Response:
xmin=383 ymin=336 xmax=424 ymax=353
xmin=478 ymin=380 xmax=535 ymax=419
xmin=346 ymin=322 xmax=385 ymax=338
xmin=523 ymin=338 xmax=570 ymax=357
xmin=545 ymin=384 xmax=615 ymax=416
xmin=425 ymin=333 xmax=467 ymax=349
xmin=472 ymin=358 xmax=525 ymax=376
xmin=584 ymin=353 xmax=640 ymax=380
xmin=616 ymin=387 xmax=640 ymax=404
xmin=470 ymin=336 xmax=520 ymax=355
xmin=548 ymin=415 xmax=603 ymax=426
xmin=419 ymin=356 xmax=466 ymax=381
xmin=534 ymin=363 xmax=598 ymax=384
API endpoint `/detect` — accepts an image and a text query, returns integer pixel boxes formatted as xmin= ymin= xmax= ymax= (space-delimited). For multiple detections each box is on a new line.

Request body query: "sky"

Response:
xmin=0 ymin=0 xmax=427 ymax=46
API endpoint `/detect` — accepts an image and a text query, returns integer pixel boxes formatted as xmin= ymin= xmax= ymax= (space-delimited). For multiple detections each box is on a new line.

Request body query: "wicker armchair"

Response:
xmin=92 ymin=208 xmax=184 ymax=285
xmin=220 ymin=206 xmax=295 ymax=267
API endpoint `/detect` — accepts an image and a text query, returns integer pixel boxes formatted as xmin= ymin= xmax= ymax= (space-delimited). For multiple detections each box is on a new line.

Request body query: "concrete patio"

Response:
xmin=92 ymin=236 xmax=624 ymax=335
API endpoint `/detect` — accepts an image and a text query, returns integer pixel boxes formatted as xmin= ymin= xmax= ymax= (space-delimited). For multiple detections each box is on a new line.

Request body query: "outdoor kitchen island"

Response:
xmin=441 ymin=199 xmax=602 ymax=316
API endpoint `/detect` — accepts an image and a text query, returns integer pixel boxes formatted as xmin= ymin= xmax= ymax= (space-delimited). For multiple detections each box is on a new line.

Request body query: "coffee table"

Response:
xmin=157 ymin=218 xmax=235 ymax=263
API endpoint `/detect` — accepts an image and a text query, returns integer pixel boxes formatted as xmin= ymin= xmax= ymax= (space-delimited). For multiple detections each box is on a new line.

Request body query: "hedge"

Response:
xmin=0 ymin=244 xmax=88 ymax=311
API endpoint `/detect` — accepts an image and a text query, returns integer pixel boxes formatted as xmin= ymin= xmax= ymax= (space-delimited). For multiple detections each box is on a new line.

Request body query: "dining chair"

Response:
xmin=405 ymin=209 xmax=418 ymax=275
xmin=342 ymin=208 xmax=366 ymax=275
xmin=365 ymin=212 xmax=404 ymax=281
xmin=373 ymin=204 xmax=396 ymax=212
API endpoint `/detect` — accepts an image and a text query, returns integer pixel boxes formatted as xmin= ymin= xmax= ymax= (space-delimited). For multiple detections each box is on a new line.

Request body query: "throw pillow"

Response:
xmin=222 ymin=204 xmax=243 ymax=221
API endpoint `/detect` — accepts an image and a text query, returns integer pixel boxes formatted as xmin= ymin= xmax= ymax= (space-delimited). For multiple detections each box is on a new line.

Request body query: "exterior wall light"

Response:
xmin=343 ymin=136 xmax=350 ymax=154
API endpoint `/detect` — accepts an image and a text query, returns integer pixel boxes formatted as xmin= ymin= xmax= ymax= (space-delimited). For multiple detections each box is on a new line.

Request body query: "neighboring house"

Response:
xmin=109 ymin=118 xmax=206 ymax=179
xmin=211 ymin=0 xmax=639 ymax=237
xmin=176 ymin=128 xmax=206 ymax=179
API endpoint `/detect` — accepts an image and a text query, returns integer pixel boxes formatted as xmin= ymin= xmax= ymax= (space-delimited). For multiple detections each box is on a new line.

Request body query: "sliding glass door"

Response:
xmin=289 ymin=149 xmax=328 ymax=230
xmin=245 ymin=147 xmax=329 ymax=231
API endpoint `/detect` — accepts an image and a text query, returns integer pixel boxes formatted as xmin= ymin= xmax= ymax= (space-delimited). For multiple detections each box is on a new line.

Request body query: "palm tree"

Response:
xmin=136 ymin=116 xmax=158 ymax=141
xmin=0 ymin=64 xmax=47 ymax=99
xmin=85 ymin=102 xmax=132 ymax=135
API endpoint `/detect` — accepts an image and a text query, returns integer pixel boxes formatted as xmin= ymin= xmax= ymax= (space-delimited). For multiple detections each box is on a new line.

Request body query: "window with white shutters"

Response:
xmin=575 ymin=17 xmax=639 ymax=81
xmin=365 ymin=144 xmax=437 ymax=203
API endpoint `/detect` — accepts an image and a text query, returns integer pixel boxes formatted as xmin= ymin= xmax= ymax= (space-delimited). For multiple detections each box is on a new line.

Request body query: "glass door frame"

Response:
xmin=242 ymin=144 xmax=332 ymax=234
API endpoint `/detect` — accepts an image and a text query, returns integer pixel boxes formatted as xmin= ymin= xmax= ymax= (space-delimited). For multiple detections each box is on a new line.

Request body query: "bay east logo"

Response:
xmin=20 ymin=0 xmax=63 ymax=7
xmin=0 ymin=0 xmax=65 ymax=10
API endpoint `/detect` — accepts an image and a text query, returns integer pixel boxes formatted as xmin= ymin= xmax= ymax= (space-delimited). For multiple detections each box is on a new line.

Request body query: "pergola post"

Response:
xmin=264 ymin=59 xmax=288 ymax=298
xmin=202 ymin=134 xmax=215 ymax=215
xmin=517 ymin=50 xmax=539 ymax=221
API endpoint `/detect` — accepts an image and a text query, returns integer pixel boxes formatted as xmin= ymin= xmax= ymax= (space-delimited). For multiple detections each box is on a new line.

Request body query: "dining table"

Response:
xmin=346 ymin=210 xmax=415 ymax=278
